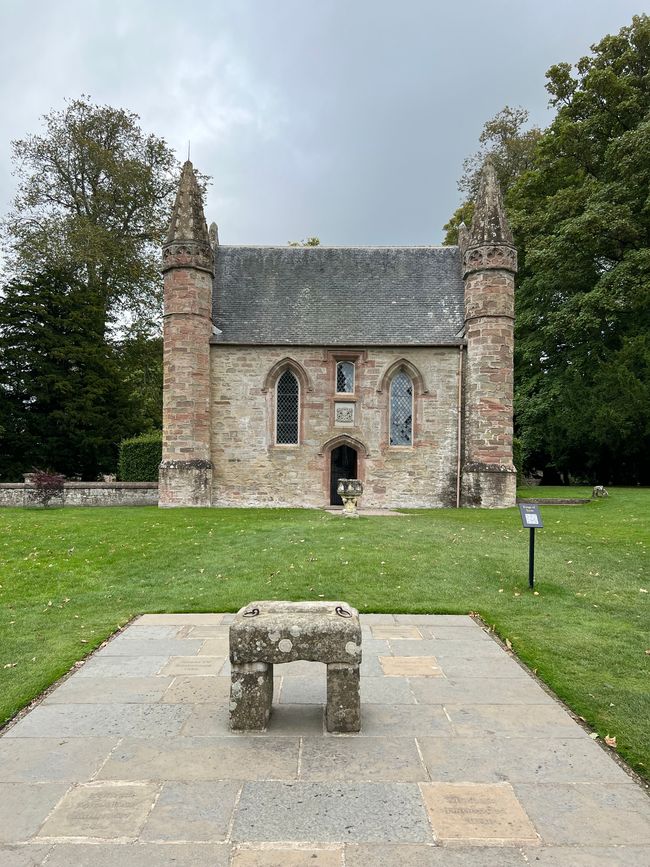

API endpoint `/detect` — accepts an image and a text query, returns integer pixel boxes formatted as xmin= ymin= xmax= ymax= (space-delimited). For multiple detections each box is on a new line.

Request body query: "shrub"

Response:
xmin=118 ymin=432 xmax=162 ymax=481
xmin=27 ymin=469 xmax=65 ymax=507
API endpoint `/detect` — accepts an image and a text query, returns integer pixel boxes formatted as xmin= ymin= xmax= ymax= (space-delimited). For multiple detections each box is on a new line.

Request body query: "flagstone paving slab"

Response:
xmin=2 ymin=611 xmax=649 ymax=864
xmin=371 ymin=624 xmax=423 ymax=640
xmin=97 ymin=736 xmax=300 ymax=781
xmin=521 ymin=845 xmax=650 ymax=866
xmin=393 ymin=614 xmax=477 ymax=626
xmin=75 ymin=655 xmax=170 ymax=677
xmin=344 ymin=843 xmax=527 ymax=865
xmin=0 ymin=783 xmax=70 ymax=844
xmin=198 ymin=638 xmax=229 ymax=655
xmin=417 ymin=736 xmax=633 ymax=784
xmin=354 ymin=703 xmax=454 ymax=737
xmin=159 ymin=656 xmax=226 ymax=677
xmin=37 ymin=780 xmax=159 ymax=840
xmin=408 ymin=676 xmax=556 ymax=705
xmin=161 ymin=675 xmax=232 ymax=703
xmin=279 ymin=673 xmax=420 ymax=705
xmin=513 ymin=782 xmax=650 ymax=846
xmin=0 ymin=737 xmax=118 ymax=782
xmin=135 ymin=614 xmax=225 ymax=625
xmin=117 ymin=625 xmax=180 ymax=640
xmin=419 ymin=781 xmax=539 ymax=845
xmin=444 ymin=703 xmax=587 ymax=739
xmin=380 ymin=656 xmax=442 ymax=676
xmin=44 ymin=842 xmax=230 ymax=866
xmin=181 ymin=700 xmax=310 ymax=737
xmin=140 ymin=781 xmax=240 ymax=841
xmin=231 ymin=847 xmax=343 ymax=866
xmin=389 ymin=639 xmax=504 ymax=658
xmin=299 ymin=736 xmax=427 ymax=782
xmin=5 ymin=703 xmax=191 ymax=738
xmin=232 ymin=781 xmax=432 ymax=843
xmin=100 ymin=638 xmax=203 ymax=656
xmin=42 ymin=676 xmax=174 ymax=705
xmin=0 ymin=845 xmax=53 ymax=866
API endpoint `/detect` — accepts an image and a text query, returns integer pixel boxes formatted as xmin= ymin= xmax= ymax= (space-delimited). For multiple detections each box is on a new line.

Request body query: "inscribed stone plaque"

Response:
xmin=160 ymin=656 xmax=225 ymax=676
xmin=419 ymin=782 xmax=539 ymax=845
xmin=380 ymin=656 xmax=442 ymax=677
xmin=335 ymin=402 xmax=355 ymax=427
xmin=38 ymin=781 xmax=159 ymax=839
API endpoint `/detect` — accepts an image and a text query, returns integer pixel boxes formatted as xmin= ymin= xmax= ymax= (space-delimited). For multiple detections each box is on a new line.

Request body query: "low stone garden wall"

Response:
xmin=0 ymin=482 xmax=159 ymax=508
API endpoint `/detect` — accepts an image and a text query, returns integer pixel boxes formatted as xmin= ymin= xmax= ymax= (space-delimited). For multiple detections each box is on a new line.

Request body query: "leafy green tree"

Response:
xmin=2 ymin=96 xmax=180 ymax=333
xmin=510 ymin=14 xmax=650 ymax=483
xmin=0 ymin=270 xmax=138 ymax=480
xmin=443 ymin=107 xmax=541 ymax=244
xmin=116 ymin=325 xmax=163 ymax=434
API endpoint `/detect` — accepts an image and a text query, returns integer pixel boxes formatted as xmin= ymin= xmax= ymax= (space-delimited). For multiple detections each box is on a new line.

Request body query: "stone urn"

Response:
xmin=337 ymin=479 xmax=363 ymax=517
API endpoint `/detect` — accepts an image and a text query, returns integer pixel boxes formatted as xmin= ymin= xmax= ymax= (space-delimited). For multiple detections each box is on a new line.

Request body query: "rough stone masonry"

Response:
xmin=229 ymin=601 xmax=362 ymax=733
xmin=159 ymin=158 xmax=517 ymax=509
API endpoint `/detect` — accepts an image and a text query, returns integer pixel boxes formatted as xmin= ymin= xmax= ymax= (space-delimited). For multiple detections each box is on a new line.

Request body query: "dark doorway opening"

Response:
xmin=330 ymin=445 xmax=358 ymax=505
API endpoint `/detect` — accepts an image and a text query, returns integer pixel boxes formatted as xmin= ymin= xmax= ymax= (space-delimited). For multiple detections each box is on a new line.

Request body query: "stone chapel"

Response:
xmin=159 ymin=159 xmax=517 ymax=509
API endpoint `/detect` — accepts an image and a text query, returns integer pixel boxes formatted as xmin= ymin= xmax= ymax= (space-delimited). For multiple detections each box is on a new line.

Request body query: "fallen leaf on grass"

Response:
xmin=589 ymin=732 xmax=599 ymax=739
xmin=605 ymin=735 xmax=617 ymax=748
xmin=505 ymin=639 xmax=512 ymax=650
xmin=3 ymin=663 xmax=17 ymax=668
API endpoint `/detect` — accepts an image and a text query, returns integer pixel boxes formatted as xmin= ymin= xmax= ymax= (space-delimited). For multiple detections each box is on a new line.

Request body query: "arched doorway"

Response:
xmin=330 ymin=445 xmax=358 ymax=505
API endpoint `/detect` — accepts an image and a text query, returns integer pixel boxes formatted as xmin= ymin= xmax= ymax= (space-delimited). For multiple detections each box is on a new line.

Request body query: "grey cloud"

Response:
xmin=0 ymin=0 xmax=643 ymax=247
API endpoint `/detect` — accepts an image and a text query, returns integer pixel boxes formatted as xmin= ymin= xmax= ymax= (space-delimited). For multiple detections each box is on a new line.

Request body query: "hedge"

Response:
xmin=118 ymin=432 xmax=162 ymax=482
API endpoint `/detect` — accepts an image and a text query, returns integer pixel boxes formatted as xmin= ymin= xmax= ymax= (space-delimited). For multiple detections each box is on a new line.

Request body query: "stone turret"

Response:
xmin=159 ymin=161 xmax=214 ymax=507
xmin=461 ymin=158 xmax=517 ymax=507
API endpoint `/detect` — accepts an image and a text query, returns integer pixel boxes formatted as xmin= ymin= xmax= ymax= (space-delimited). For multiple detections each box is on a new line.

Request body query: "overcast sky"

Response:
xmin=0 ymin=0 xmax=643 ymax=245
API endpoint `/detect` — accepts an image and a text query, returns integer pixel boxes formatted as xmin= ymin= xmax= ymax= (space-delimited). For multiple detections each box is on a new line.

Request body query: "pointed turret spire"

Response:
xmin=463 ymin=158 xmax=517 ymax=277
xmin=163 ymin=161 xmax=213 ymax=275
xmin=468 ymin=157 xmax=513 ymax=246
xmin=457 ymin=220 xmax=469 ymax=256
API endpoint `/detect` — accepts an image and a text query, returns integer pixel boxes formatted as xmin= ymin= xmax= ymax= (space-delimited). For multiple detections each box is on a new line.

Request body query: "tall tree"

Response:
xmin=443 ymin=107 xmax=541 ymax=244
xmin=0 ymin=271 xmax=138 ymax=480
xmin=2 ymin=96 xmax=180 ymax=332
xmin=510 ymin=14 xmax=650 ymax=483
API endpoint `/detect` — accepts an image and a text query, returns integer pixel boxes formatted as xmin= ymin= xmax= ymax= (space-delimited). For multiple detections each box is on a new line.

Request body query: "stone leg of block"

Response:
xmin=229 ymin=662 xmax=274 ymax=730
xmin=326 ymin=662 xmax=361 ymax=733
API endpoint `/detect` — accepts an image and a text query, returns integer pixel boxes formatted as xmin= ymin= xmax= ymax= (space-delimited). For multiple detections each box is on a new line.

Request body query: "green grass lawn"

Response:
xmin=1 ymin=487 xmax=648 ymax=779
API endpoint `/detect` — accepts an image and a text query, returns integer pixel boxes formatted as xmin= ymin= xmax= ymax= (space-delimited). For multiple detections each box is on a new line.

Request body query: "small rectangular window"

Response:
xmin=336 ymin=361 xmax=355 ymax=394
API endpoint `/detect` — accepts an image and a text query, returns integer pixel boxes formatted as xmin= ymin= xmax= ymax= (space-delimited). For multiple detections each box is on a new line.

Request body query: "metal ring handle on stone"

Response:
xmin=335 ymin=605 xmax=352 ymax=618
xmin=242 ymin=607 xmax=260 ymax=617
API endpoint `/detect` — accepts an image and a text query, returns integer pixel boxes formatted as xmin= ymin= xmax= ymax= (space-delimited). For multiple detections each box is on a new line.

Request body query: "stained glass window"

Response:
xmin=336 ymin=361 xmax=355 ymax=393
xmin=390 ymin=371 xmax=413 ymax=446
xmin=276 ymin=370 xmax=299 ymax=444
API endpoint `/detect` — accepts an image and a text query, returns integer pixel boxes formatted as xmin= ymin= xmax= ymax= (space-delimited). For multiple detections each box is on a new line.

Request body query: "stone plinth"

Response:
xmin=229 ymin=601 xmax=362 ymax=733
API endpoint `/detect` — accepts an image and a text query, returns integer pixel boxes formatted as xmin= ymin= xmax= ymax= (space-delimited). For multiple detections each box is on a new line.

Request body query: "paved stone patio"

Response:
xmin=1 ymin=613 xmax=649 ymax=866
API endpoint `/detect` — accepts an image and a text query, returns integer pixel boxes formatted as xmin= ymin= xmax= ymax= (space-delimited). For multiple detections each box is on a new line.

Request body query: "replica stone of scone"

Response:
xmin=229 ymin=600 xmax=362 ymax=733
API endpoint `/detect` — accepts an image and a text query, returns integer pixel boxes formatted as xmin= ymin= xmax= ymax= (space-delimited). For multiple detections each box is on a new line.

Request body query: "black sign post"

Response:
xmin=518 ymin=504 xmax=544 ymax=589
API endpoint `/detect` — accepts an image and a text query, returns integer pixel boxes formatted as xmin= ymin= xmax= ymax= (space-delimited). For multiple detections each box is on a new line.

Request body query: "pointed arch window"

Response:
xmin=276 ymin=370 xmax=300 ymax=444
xmin=390 ymin=371 xmax=413 ymax=446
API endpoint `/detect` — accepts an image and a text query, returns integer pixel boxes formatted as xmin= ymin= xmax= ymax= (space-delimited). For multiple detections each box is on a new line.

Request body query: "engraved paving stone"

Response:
xmin=38 ymin=781 xmax=160 ymax=840
xmin=229 ymin=601 xmax=362 ymax=733
xmin=419 ymin=782 xmax=539 ymax=846
xmin=380 ymin=656 xmax=442 ymax=677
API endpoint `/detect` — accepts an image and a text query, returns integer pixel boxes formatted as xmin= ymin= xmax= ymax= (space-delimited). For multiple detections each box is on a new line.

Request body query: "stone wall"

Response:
xmin=210 ymin=345 xmax=462 ymax=509
xmin=0 ymin=482 xmax=158 ymax=508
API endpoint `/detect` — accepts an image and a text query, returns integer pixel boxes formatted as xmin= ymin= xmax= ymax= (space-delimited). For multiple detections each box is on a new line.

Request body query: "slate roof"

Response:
xmin=211 ymin=245 xmax=465 ymax=346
